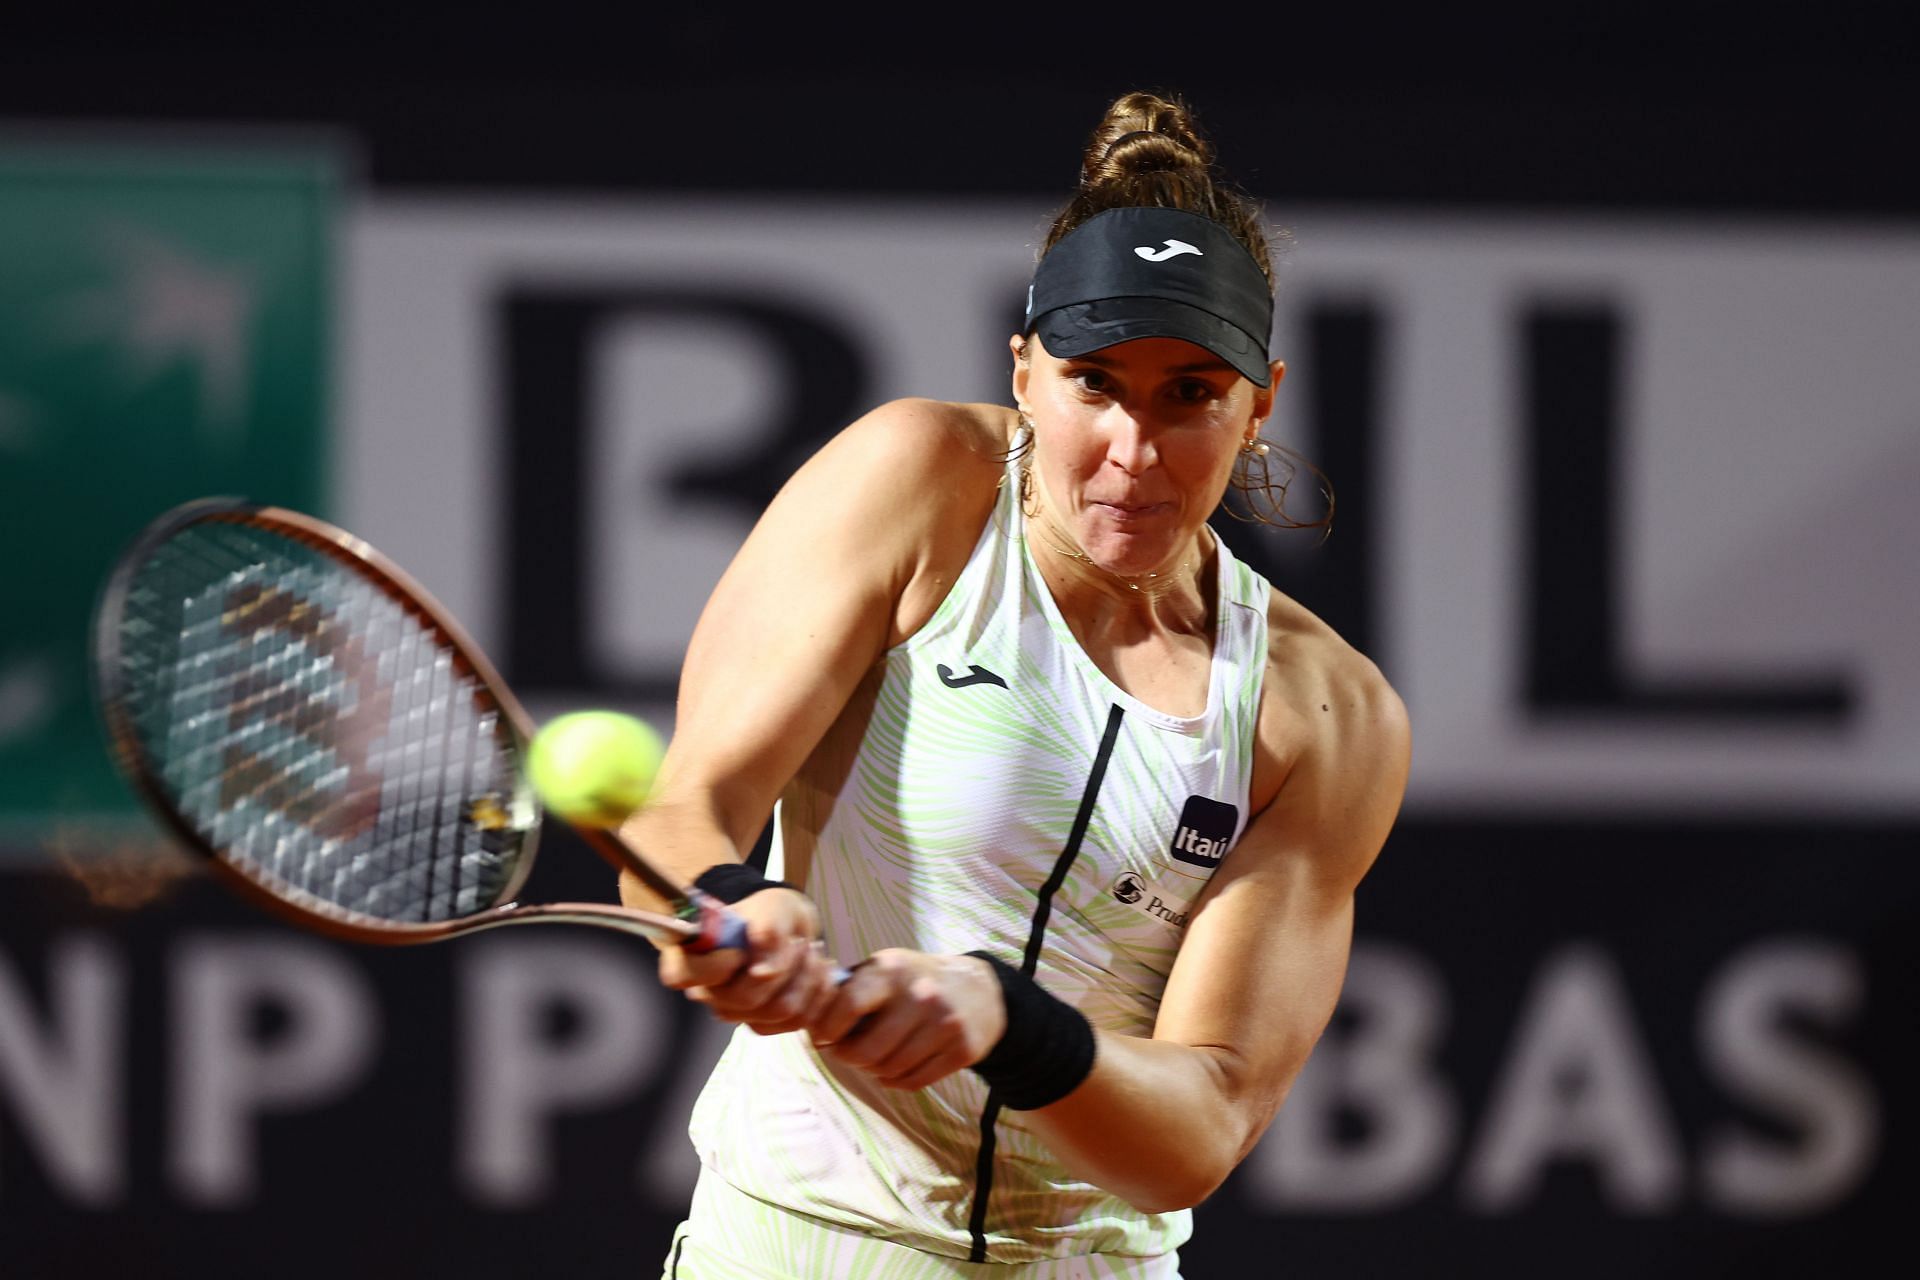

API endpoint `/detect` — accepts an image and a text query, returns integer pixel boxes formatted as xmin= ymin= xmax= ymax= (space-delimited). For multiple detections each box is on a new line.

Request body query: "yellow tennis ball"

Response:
xmin=526 ymin=711 xmax=665 ymax=828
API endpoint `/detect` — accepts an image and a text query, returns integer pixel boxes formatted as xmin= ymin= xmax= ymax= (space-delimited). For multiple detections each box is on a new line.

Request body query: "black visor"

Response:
xmin=1025 ymin=207 xmax=1274 ymax=387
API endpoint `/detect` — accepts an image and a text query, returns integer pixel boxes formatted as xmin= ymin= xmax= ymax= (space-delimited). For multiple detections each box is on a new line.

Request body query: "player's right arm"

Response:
xmin=618 ymin=398 xmax=1005 ymax=1029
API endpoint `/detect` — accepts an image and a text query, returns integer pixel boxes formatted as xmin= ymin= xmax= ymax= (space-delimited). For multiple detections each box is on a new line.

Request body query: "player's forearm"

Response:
xmin=616 ymin=792 xmax=754 ymax=910
xmin=1019 ymin=1032 xmax=1281 ymax=1213
xmin=960 ymin=953 xmax=1290 ymax=1211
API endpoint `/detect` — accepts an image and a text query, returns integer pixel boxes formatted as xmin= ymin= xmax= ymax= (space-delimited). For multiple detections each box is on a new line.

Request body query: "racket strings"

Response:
xmin=113 ymin=521 xmax=532 ymax=927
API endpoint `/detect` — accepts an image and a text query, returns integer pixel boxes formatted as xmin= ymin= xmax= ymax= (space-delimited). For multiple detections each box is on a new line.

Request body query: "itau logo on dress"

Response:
xmin=1169 ymin=795 xmax=1238 ymax=868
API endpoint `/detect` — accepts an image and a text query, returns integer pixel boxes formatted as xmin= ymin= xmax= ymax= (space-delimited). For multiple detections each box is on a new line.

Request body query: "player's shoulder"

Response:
xmin=1262 ymin=589 xmax=1398 ymax=701
xmin=1236 ymin=593 xmax=1409 ymax=887
xmin=1255 ymin=590 xmax=1411 ymax=807
xmin=799 ymin=398 xmax=1012 ymax=535
xmin=771 ymin=398 xmax=1009 ymax=524
xmin=832 ymin=397 xmax=1016 ymax=479
xmin=764 ymin=400 xmax=1016 ymax=639
xmin=863 ymin=401 xmax=1019 ymax=623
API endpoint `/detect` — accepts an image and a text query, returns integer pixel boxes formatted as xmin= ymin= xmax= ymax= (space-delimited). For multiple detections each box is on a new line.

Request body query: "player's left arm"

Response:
xmin=1019 ymin=643 xmax=1410 ymax=1210
xmin=813 ymin=633 xmax=1410 ymax=1212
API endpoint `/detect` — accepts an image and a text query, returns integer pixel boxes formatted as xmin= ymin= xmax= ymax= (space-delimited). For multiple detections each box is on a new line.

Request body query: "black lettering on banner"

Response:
xmin=1522 ymin=304 xmax=1853 ymax=722
xmin=498 ymin=288 xmax=870 ymax=699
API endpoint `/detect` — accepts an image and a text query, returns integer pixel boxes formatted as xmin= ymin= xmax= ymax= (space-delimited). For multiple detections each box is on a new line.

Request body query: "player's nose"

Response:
xmin=1101 ymin=408 xmax=1158 ymax=475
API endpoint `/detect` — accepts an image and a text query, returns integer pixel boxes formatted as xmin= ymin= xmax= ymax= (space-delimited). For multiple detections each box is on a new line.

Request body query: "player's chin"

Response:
xmin=1080 ymin=525 xmax=1181 ymax=576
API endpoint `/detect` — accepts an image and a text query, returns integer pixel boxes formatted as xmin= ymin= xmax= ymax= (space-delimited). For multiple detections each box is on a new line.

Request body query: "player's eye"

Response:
xmin=1171 ymin=379 xmax=1217 ymax=403
xmin=1068 ymin=367 xmax=1112 ymax=394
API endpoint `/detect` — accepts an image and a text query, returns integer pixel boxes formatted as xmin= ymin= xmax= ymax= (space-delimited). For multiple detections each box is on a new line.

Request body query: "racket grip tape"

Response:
xmin=680 ymin=887 xmax=752 ymax=953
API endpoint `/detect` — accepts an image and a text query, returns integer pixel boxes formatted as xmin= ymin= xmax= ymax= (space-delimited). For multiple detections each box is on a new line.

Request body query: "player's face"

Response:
xmin=1013 ymin=334 xmax=1281 ymax=582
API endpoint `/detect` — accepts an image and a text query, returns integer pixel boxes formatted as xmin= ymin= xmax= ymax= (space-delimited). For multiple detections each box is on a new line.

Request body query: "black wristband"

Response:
xmin=692 ymin=863 xmax=796 ymax=905
xmin=965 ymin=950 xmax=1097 ymax=1111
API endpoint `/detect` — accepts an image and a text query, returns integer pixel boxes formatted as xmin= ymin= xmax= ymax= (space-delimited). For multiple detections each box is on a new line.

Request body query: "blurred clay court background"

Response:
xmin=1 ymin=7 xmax=1915 ymax=1276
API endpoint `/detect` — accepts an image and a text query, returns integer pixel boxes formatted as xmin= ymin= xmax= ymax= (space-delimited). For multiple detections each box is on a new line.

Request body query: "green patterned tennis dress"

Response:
xmin=665 ymin=454 xmax=1271 ymax=1278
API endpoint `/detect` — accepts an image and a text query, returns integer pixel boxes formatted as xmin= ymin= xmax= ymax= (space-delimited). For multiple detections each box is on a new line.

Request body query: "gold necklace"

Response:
xmin=1030 ymin=518 xmax=1194 ymax=595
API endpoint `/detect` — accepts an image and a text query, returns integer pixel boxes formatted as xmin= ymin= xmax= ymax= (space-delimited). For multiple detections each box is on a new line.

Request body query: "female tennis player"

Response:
xmin=622 ymin=90 xmax=1410 ymax=1278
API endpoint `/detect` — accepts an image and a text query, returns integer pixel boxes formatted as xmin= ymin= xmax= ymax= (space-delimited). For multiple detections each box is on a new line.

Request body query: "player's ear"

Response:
xmin=1010 ymin=333 xmax=1032 ymax=407
xmin=1251 ymin=359 xmax=1285 ymax=419
xmin=1251 ymin=360 xmax=1282 ymax=420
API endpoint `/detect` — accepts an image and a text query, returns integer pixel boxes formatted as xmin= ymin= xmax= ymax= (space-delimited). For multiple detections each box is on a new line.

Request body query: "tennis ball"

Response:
xmin=526 ymin=711 xmax=665 ymax=828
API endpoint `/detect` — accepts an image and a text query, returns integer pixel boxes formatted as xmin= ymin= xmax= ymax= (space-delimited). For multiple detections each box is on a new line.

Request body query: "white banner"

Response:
xmin=343 ymin=199 xmax=1920 ymax=817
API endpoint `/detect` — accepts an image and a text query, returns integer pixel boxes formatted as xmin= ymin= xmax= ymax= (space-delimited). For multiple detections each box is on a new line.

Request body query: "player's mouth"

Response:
xmin=1091 ymin=500 xmax=1171 ymax=522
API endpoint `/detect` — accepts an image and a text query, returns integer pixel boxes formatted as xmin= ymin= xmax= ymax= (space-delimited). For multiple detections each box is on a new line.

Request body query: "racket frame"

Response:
xmin=93 ymin=497 xmax=732 ymax=951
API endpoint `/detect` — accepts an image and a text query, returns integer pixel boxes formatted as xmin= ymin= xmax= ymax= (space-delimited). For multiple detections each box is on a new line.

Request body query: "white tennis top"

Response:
xmin=689 ymin=450 xmax=1271 ymax=1265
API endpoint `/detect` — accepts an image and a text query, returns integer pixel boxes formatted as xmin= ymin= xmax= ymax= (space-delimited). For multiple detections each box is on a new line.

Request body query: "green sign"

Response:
xmin=0 ymin=145 xmax=335 ymax=850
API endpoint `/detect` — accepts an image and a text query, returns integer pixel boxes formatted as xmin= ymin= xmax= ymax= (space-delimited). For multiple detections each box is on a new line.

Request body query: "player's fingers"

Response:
xmin=860 ymin=972 xmax=969 ymax=1084
xmin=659 ymin=942 xmax=748 ymax=993
xmin=807 ymin=961 xmax=895 ymax=1046
xmin=743 ymin=949 xmax=835 ymax=1036
xmin=880 ymin=1045 xmax=971 ymax=1092
xmin=866 ymin=1018 xmax=959 ymax=1088
xmin=821 ymin=996 xmax=920 ymax=1071
xmin=800 ymin=952 xmax=844 ymax=1026
xmin=705 ymin=936 xmax=809 ymax=1015
xmin=745 ymin=928 xmax=801 ymax=979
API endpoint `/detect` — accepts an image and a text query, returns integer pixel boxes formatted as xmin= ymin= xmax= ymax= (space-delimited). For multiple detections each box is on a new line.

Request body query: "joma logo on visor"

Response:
xmin=1134 ymin=239 xmax=1203 ymax=262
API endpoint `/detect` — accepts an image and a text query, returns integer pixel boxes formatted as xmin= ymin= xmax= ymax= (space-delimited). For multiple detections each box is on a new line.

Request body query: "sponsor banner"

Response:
xmin=4 ymin=184 xmax=1911 ymax=1277
xmin=0 ymin=144 xmax=336 ymax=847
xmin=338 ymin=200 xmax=1920 ymax=817
xmin=1 ymin=819 xmax=1909 ymax=1276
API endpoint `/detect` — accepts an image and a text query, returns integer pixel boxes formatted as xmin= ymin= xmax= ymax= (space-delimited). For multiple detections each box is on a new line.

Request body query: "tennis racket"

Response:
xmin=90 ymin=497 xmax=747 ymax=954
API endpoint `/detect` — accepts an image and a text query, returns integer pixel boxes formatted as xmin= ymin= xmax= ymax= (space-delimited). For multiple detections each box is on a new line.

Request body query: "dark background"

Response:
xmin=3 ymin=5 xmax=1914 ymax=212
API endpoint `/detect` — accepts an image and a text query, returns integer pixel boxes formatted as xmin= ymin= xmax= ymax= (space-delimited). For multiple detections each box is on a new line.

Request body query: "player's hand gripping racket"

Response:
xmin=91 ymin=497 xmax=748 ymax=954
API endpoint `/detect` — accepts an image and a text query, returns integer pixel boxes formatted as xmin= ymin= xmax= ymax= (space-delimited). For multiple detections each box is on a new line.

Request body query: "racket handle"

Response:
xmin=682 ymin=887 xmax=752 ymax=954
xmin=681 ymin=888 xmax=852 ymax=983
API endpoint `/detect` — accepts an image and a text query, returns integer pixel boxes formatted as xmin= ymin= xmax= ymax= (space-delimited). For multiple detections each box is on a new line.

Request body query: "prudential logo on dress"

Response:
xmin=1169 ymin=795 xmax=1238 ymax=868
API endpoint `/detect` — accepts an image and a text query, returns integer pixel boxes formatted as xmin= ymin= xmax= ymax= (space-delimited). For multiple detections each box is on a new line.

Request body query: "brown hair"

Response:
xmin=1033 ymin=91 xmax=1329 ymax=536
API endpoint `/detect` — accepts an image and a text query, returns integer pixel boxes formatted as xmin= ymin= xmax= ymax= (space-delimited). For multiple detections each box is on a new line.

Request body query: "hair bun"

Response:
xmin=1081 ymin=93 xmax=1215 ymax=187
